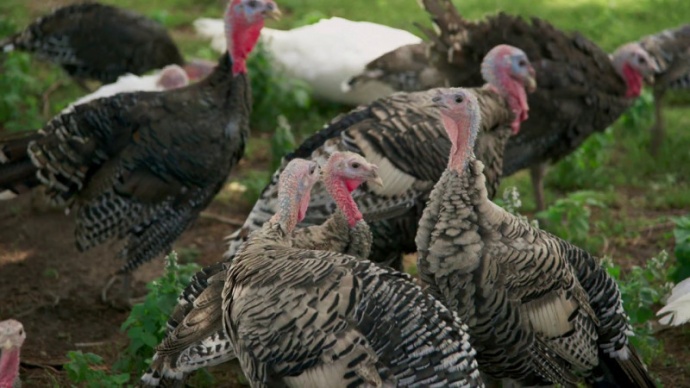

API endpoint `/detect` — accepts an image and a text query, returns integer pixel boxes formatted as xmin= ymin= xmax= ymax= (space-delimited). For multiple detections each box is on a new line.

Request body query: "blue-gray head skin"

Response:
xmin=224 ymin=0 xmax=281 ymax=75
xmin=432 ymin=88 xmax=481 ymax=172
xmin=271 ymin=158 xmax=320 ymax=233
xmin=480 ymin=44 xmax=536 ymax=134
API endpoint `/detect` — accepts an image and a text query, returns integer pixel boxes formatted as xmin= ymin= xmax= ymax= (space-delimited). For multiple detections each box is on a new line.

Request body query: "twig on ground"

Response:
xmin=199 ymin=211 xmax=244 ymax=226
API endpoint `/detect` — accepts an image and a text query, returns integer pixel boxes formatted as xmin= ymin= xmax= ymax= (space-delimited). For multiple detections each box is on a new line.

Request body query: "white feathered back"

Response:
xmin=193 ymin=16 xmax=421 ymax=104
xmin=657 ymin=277 xmax=690 ymax=326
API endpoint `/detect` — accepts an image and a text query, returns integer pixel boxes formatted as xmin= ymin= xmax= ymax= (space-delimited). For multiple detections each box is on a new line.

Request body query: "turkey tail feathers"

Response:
xmin=594 ymin=347 xmax=657 ymax=388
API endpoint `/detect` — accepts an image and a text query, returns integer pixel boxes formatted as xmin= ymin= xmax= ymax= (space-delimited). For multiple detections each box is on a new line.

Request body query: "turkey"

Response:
xmin=345 ymin=42 xmax=447 ymax=93
xmin=348 ymin=0 xmax=659 ymax=210
xmin=221 ymin=158 xmax=482 ymax=387
xmin=193 ymin=16 xmax=422 ymax=105
xmin=143 ymin=151 xmax=384 ymax=385
xmin=167 ymin=44 xmax=533 ymax=336
xmin=62 ymin=65 xmax=191 ymax=113
xmin=637 ymin=24 xmax=690 ymax=155
xmin=0 ymin=0 xmax=280 ymax=302
xmin=1 ymin=2 xmax=185 ymax=87
xmin=0 ymin=319 xmax=25 ymax=388
xmin=657 ymin=277 xmax=690 ymax=326
xmin=416 ymin=87 xmax=654 ymax=387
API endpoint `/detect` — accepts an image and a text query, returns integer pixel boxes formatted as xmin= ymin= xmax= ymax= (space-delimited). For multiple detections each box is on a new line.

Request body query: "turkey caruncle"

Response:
xmin=417 ymin=87 xmax=655 ymax=387
xmin=145 ymin=152 xmax=396 ymax=385
xmin=0 ymin=0 xmax=281 ymax=305
xmin=168 ymin=44 xmax=535 ymax=337
xmin=348 ymin=0 xmax=659 ymax=211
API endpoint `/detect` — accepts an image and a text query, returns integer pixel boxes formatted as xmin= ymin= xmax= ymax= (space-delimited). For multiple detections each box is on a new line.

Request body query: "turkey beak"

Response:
xmin=367 ymin=166 xmax=384 ymax=188
xmin=2 ymin=339 xmax=11 ymax=350
xmin=263 ymin=4 xmax=282 ymax=20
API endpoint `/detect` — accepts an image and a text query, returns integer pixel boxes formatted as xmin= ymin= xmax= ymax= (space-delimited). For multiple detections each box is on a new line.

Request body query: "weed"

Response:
xmin=64 ymin=351 xmax=130 ymax=388
xmin=239 ymin=170 xmax=272 ymax=204
xmin=0 ymin=52 xmax=45 ymax=131
xmin=604 ymin=251 xmax=674 ymax=364
xmin=672 ymin=214 xmax=690 ymax=282
xmin=113 ymin=251 xmax=200 ymax=374
xmin=548 ymin=128 xmax=615 ymax=191
xmin=499 ymin=186 xmax=539 ymax=228
xmin=247 ymin=42 xmax=312 ymax=133
xmin=271 ymin=115 xmax=297 ymax=170
xmin=537 ymin=191 xmax=604 ymax=249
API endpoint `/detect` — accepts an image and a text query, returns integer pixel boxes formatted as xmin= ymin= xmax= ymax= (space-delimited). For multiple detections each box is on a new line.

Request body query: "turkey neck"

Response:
xmin=621 ymin=63 xmax=643 ymax=98
xmin=0 ymin=347 xmax=20 ymax=387
xmin=482 ymin=65 xmax=528 ymax=134
xmin=323 ymin=171 xmax=362 ymax=228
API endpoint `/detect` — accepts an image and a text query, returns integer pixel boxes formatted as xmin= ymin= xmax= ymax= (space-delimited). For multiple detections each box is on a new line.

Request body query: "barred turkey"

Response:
xmin=224 ymin=158 xmax=482 ymax=387
xmin=637 ymin=24 xmax=690 ymax=155
xmin=416 ymin=88 xmax=654 ymax=387
xmin=348 ymin=0 xmax=659 ymax=210
xmin=0 ymin=0 xmax=280 ymax=302
xmin=0 ymin=319 xmax=25 ymax=388
xmin=1 ymin=2 xmax=184 ymax=87
xmin=167 ymin=44 xmax=533 ymax=338
xmin=194 ymin=16 xmax=423 ymax=105
xmin=144 ymin=152 xmax=384 ymax=385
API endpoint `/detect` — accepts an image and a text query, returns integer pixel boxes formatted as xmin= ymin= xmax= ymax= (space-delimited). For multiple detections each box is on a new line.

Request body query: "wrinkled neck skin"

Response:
xmin=268 ymin=182 xmax=310 ymax=236
xmin=0 ymin=347 xmax=20 ymax=387
xmin=323 ymin=171 xmax=362 ymax=228
xmin=225 ymin=6 xmax=264 ymax=75
xmin=621 ymin=63 xmax=643 ymax=98
xmin=483 ymin=65 xmax=528 ymax=134
xmin=443 ymin=110 xmax=479 ymax=174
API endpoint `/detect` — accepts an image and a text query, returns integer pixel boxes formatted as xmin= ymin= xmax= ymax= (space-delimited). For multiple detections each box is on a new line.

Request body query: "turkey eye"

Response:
xmin=638 ymin=56 xmax=646 ymax=64
xmin=309 ymin=166 xmax=316 ymax=174
xmin=454 ymin=95 xmax=464 ymax=103
xmin=518 ymin=59 xmax=527 ymax=67
xmin=351 ymin=162 xmax=360 ymax=169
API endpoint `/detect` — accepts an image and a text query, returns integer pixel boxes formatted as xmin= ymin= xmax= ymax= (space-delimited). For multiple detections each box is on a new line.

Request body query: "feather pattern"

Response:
xmin=1 ymin=3 xmax=183 ymax=83
xmin=0 ymin=52 xmax=252 ymax=273
xmin=223 ymin=219 xmax=483 ymax=387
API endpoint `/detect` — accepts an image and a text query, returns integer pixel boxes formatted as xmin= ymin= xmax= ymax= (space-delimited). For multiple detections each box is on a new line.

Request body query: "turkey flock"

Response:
xmin=0 ymin=0 xmax=688 ymax=386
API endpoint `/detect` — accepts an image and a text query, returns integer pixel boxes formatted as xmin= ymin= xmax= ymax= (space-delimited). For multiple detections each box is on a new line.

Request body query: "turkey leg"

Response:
xmin=530 ymin=163 xmax=547 ymax=211
xmin=649 ymin=87 xmax=665 ymax=156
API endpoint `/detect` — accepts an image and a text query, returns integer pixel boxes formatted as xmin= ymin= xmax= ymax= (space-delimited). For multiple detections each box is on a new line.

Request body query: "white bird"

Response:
xmin=657 ymin=277 xmax=690 ymax=326
xmin=193 ymin=16 xmax=422 ymax=105
xmin=62 ymin=64 xmax=191 ymax=113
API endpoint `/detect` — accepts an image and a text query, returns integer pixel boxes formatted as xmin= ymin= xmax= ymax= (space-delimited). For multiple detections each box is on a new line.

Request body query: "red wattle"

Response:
xmin=622 ymin=63 xmax=643 ymax=98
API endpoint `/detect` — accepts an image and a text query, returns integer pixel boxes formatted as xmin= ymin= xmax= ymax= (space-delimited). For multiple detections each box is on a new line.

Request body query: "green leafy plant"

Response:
xmin=0 ymin=51 xmax=45 ymax=131
xmin=672 ymin=214 xmax=690 ymax=282
xmin=619 ymin=88 xmax=654 ymax=128
xmin=239 ymin=170 xmax=272 ymax=204
xmin=548 ymin=127 xmax=615 ymax=190
xmin=537 ymin=191 xmax=604 ymax=248
xmin=499 ymin=186 xmax=539 ymax=228
xmin=270 ymin=115 xmax=297 ymax=170
xmin=604 ymin=250 xmax=674 ymax=363
xmin=247 ymin=42 xmax=312 ymax=133
xmin=114 ymin=251 xmax=200 ymax=374
xmin=64 ymin=351 xmax=130 ymax=388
